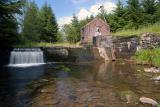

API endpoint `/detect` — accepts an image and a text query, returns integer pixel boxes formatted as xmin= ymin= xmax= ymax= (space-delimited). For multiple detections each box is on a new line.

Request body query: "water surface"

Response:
xmin=0 ymin=61 xmax=160 ymax=107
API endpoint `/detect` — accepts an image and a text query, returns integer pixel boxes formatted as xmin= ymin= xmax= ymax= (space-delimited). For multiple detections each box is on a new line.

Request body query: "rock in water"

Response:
xmin=151 ymin=76 xmax=160 ymax=81
xmin=139 ymin=97 xmax=158 ymax=106
xmin=144 ymin=67 xmax=160 ymax=73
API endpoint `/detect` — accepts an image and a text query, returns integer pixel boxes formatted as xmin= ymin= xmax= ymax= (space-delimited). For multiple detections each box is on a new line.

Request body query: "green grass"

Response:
xmin=113 ymin=23 xmax=160 ymax=36
xmin=135 ymin=48 xmax=160 ymax=67
xmin=14 ymin=42 xmax=81 ymax=48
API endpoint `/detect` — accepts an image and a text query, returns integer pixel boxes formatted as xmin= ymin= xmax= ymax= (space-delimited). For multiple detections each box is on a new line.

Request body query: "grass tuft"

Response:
xmin=135 ymin=48 xmax=160 ymax=67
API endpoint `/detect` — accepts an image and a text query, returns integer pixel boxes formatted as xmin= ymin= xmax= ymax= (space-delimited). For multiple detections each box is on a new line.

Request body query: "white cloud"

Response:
xmin=103 ymin=2 xmax=117 ymax=13
xmin=90 ymin=2 xmax=117 ymax=15
xmin=58 ymin=1 xmax=116 ymax=26
xmin=58 ymin=16 xmax=72 ymax=26
xmin=90 ymin=4 xmax=100 ymax=15
xmin=77 ymin=8 xmax=91 ymax=20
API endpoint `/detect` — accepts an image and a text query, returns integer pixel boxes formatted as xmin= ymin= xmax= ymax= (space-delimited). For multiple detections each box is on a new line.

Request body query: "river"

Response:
xmin=0 ymin=61 xmax=160 ymax=107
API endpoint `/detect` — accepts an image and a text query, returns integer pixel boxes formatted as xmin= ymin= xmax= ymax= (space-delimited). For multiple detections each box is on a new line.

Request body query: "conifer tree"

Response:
xmin=38 ymin=3 xmax=58 ymax=42
xmin=142 ymin=0 xmax=157 ymax=23
xmin=22 ymin=1 xmax=40 ymax=41
xmin=142 ymin=0 xmax=157 ymax=14
xmin=155 ymin=0 xmax=160 ymax=21
xmin=126 ymin=0 xmax=143 ymax=28
xmin=0 ymin=0 xmax=23 ymax=49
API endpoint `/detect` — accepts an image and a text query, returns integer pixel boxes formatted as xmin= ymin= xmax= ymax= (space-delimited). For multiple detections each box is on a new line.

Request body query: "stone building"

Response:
xmin=80 ymin=17 xmax=110 ymax=44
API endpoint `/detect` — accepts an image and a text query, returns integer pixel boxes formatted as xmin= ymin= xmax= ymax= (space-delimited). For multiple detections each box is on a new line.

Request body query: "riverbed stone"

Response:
xmin=139 ymin=97 xmax=158 ymax=106
xmin=144 ymin=67 xmax=160 ymax=73
xmin=151 ymin=76 xmax=160 ymax=81
xmin=39 ymin=79 xmax=49 ymax=82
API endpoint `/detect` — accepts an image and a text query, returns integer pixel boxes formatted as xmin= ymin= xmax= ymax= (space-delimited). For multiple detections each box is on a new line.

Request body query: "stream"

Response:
xmin=0 ymin=61 xmax=160 ymax=107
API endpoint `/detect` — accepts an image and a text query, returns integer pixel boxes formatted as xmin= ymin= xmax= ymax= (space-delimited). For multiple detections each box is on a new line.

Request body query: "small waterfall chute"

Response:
xmin=8 ymin=48 xmax=45 ymax=67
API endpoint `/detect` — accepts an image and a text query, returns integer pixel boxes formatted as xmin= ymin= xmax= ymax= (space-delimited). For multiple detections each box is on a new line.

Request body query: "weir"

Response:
xmin=9 ymin=48 xmax=44 ymax=67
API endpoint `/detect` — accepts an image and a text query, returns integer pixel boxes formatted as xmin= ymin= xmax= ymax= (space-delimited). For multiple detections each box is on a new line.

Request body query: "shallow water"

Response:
xmin=0 ymin=61 xmax=160 ymax=107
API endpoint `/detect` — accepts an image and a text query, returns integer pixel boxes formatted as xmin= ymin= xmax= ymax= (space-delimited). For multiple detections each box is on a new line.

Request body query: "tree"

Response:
xmin=63 ymin=14 xmax=81 ymax=43
xmin=155 ymin=0 xmax=160 ymax=21
xmin=142 ymin=0 xmax=157 ymax=23
xmin=115 ymin=0 xmax=125 ymax=17
xmin=63 ymin=24 xmax=77 ymax=43
xmin=0 ymin=0 xmax=23 ymax=49
xmin=56 ymin=30 xmax=65 ymax=42
xmin=22 ymin=1 xmax=40 ymax=41
xmin=142 ymin=0 xmax=157 ymax=14
xmin=71 ymin=14 xmax=81 ymax=42
xmin=38 ymin=3 xmax=58 ymax=42
xmin=112 ymin=0 xmax=128 ymax=31
xmin=126 ymin=0 xmax=143 ymax=28
xmin=97 ymin=0 xmax=128 ymax=32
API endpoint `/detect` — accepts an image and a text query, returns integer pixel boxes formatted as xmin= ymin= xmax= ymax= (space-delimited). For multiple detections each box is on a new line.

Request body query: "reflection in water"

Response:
xmin=0 ymin=62 xmax=160 ymax=107
xmin=0 ymin=65 xmax=45 ymax=107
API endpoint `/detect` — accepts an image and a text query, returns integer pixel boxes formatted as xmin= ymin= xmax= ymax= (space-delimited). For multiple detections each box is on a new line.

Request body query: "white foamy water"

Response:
xmin=8 ymin=48 xmax=45 ymax=67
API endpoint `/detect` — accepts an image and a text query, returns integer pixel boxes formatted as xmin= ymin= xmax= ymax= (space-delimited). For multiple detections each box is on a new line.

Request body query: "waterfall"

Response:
xmin=9 ymin=48 xmax=45 ymax=67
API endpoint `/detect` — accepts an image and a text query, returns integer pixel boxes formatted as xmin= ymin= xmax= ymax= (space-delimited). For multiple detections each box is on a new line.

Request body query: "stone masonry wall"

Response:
xmin=94 ymin=33 xmax=160 ymax=59
xmin=139 ymin=33 xmax=160 ymax=49
xmin=112 ymin=36 xmax=138 ymax=59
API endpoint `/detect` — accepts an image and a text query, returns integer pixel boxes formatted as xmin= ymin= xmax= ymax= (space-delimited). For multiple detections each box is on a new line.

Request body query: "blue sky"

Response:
xmin=34 ymin=0 xmax=117 ymax=26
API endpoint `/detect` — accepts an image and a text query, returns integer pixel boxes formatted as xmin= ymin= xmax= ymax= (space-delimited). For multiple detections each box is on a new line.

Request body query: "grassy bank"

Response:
xmin=135 ymin=48 xmax=160 ymax=67
xmin=14 ymin=42 xmax=81 ymax=48
xmin=113 ymin=23 xmax=160 ymax=36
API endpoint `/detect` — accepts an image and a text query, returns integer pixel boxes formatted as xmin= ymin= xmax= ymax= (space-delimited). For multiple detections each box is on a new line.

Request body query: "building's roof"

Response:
xmin=81 ymin=17 xmax=109 ymax=30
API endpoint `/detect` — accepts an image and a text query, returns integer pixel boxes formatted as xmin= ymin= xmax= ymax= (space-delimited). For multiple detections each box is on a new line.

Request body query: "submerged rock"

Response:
xmin=151 ymin=76 xmax=160 ymax=81
xmin=144 ymin=67 xmax=160 ymax=73
xmin=39 ymin=79 xmax=49 ymax=83
xmin=120 ymin=90 xmax=138 ymax=105
xmin=139 ymin=97 xmax=158 ymax=106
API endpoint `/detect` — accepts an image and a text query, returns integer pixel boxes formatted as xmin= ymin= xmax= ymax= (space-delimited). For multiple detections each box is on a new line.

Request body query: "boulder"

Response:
xmin=139 ymin=97 xmax=158 ymax=106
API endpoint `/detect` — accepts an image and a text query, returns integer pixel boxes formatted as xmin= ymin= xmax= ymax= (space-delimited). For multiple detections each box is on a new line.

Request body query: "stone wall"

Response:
xmin=139 ymin=33 xmax=160 ymax=49
xmin=42 ymin=46 xmax=95 ymax=62
xmin=112 ymin=36 xmax=138 ymax=59
xmin=94 ymin=33 xmax=160 ymax=60
xmin=3 ymin=33 xmax=160 ymax=65
xmin=43 ymin=33 xmax=160 ymax=62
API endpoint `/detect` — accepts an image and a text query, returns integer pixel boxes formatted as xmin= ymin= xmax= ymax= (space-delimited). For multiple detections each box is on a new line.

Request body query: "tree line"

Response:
xmin=63 ymin=0 xmax=160 ymax=43
xmin=0 ymin=0 xmax=58 ymax=49
xmin=1 ymin=0 xmax=160 ymax=49
xmin=100 ymin=0 xmax=160 ymax=32
xmin=22 ymin=1 xmax=58 ymax=43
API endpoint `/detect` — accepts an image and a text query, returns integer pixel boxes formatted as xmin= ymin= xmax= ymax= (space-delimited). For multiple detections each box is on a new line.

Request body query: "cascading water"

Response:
xmin=8 ymin=48 xmax=45 ymax=67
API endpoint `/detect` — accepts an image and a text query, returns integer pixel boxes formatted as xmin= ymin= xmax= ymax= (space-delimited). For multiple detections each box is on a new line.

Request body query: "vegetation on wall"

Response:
xmin=135 ymin=48 xmax=160 ymax=66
